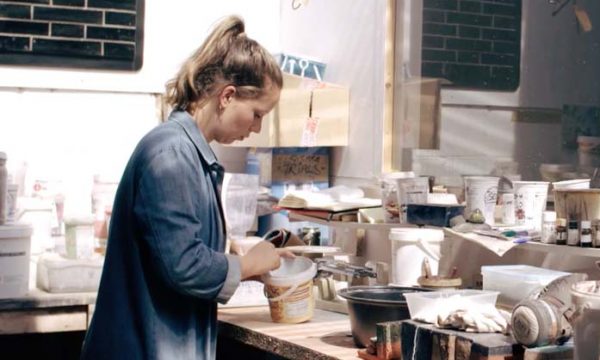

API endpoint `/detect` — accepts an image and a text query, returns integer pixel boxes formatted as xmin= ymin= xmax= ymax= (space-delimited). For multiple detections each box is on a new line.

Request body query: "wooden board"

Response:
xmin=218 ymin=306 xmax=360 ymax=360
xmin=0 ymin=306 xmax=88 ymax=334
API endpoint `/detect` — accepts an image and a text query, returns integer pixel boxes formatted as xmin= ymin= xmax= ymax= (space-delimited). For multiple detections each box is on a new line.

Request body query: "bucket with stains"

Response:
xmin=262 ymin=257 xmax=317 ymax=324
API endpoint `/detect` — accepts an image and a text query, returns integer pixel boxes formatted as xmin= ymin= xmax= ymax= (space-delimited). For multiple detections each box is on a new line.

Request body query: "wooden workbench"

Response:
xmin=218 ymin=306 xmax=361 ymax=360
xmin=0 ymin=288 xmax=96 ymax=334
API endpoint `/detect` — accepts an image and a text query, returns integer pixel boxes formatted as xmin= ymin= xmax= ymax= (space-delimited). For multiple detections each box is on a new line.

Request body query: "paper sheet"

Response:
xmin=443 ymin=228 xmax=521 ymax=257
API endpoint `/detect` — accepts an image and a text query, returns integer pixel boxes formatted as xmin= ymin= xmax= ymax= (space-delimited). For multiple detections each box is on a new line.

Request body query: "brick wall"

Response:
xmin=421 ymin=0 xmax=521 ymax=91
xmin=0 ymin=0 xmax=143 ymax=70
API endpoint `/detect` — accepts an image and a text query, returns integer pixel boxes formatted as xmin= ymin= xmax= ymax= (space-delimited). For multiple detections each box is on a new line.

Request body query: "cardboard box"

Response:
xmin=231 ymin=73 xmax=349 ymax=147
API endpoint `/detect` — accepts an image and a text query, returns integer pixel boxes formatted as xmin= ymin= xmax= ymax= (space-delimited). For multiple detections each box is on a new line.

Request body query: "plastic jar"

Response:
xmin=64 ymin=216 xmax=95 ymax=259
xmin=541 ymin=211 xmax=556 ymax=244
xmin=262 ymin=257 xmax=317 ymax=324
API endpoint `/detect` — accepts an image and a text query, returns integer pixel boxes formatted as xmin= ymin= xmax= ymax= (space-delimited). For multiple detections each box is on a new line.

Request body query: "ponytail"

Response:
xmin=165 ymin=16 xmax=283 ymax=111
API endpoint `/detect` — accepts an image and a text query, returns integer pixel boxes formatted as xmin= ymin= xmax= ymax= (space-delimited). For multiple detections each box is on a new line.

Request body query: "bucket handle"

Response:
xmin=264 ymin=282 xmax=301 ymax=302
xmin=416 ymin=237 xmax=441 ymax=262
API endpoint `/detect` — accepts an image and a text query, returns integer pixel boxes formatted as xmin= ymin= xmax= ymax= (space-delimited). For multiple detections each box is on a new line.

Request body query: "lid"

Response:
xmin=389 ymin=228 xmax=444 ymax=243
xmin=542 ymin=211 xmax=556 ymax=222
xmin=0 ymin=223 xmax=33 ymax=239
xmin=481 ymin=265 xmax=570 ymax=282
xmin=261 ymin=257 xmax=316 ymax=286
xmin=64 ymin=215 xmax=94 ymax=226
xmin=0 ymin=152 xmax=6 ymax=161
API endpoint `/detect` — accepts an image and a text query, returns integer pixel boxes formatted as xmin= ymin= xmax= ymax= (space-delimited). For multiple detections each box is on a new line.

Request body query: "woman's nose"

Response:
xmin=250 ymin=118 xmax=262 ymax=133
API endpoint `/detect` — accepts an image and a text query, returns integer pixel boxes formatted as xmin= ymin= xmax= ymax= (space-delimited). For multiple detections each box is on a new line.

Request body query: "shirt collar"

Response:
xmin=169 ymin=110 xmax=220 ymax=167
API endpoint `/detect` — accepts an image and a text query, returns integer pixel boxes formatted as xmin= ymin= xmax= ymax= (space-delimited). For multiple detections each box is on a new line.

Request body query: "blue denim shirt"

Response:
xmin=81 ymin=111 xmax=241 ymax=359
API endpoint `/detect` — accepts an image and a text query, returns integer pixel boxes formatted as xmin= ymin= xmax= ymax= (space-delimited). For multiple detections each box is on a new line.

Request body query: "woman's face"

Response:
xmin=214 ymin=83 xmax=280 ymax=144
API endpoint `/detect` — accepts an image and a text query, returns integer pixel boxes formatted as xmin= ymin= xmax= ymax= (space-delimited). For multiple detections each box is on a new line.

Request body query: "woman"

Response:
xmin=81 ymin=16 xmax=290 ymax=359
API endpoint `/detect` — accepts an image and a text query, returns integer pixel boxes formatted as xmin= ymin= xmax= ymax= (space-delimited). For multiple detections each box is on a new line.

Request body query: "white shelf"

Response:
xmin=517 ymin=241 xmax=600 ymax=258
xmin=288 ymin=212 xmax=419 ymax=230
xmin=445 ymin=228 xmax=600 ymax=259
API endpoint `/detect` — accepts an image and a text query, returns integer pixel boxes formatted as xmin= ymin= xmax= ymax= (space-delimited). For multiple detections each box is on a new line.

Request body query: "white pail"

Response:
xmin=262 ymin=257 xmax=317 ymax=324
xmin=512 ymin=181 xmax=549 ymax=231
xmin=0 ymin=223 xmax=33 ymax=298
xmin=389 ymin=228 xmax=444 ymax=286
xmin=464 ymin=176 xmax=499 ymax=226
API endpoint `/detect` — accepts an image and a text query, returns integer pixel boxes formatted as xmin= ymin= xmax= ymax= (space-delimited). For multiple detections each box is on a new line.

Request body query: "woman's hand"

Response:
xmin=239 ymin=242 xmax=296 ymax=280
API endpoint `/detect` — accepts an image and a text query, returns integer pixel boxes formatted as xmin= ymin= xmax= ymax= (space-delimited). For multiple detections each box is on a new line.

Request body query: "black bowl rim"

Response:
xmin=338 ymin=285 xmax=430 ymax=305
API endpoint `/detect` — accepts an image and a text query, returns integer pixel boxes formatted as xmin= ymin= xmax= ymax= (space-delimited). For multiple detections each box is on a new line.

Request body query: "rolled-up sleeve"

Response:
xmin=216 ymin=254 xmax=241 ymax=303
xmin=134 ymin=146 xmax=237 ymax=300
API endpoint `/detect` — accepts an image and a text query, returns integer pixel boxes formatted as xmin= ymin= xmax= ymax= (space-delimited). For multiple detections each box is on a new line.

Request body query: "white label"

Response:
xmin=284 ymin=298 xmax=311 ymax=318
xmin=300 ymin=117 xmax=319 ymax=146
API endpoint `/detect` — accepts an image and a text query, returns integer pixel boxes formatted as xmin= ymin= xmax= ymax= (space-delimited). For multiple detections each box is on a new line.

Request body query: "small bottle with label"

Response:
xmin=593 ymin=219 xmax=600 ymax=248
xmin=567 ymin=220 xmax=579 ymax=246
xmin=501 ymin=193 xmax=515 ymax=225
xmin=541 ymin=211 xmax=556 ymax=244
xmin=580 ymin=220 xmax=593 ymax=248
xmin=555 ymin=218 xmax=567 ymax=245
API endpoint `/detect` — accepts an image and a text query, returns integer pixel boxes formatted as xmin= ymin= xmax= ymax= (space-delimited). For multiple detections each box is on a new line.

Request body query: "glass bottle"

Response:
xmin=580 ymin=220 xmax=592 ymax=248
xmin=541 ymin=211 xmax=556 ymax=244
xmin=555 ymin=218 xmax=567 ymax=246
xmin=567 ymin=219 xmax=579 ymax=246
xmin=594 ymin=219 xmax=600 ymax=248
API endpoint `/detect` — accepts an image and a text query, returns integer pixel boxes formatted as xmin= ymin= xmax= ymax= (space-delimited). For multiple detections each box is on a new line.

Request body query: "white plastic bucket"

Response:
xmin=389 ymin=228 xmax=444 ymax=286
xmin=262 ymin=257 xmax=317 ymax=323
xmin=571 ymin=280 xmax=600 ymax=360
xmin=512 ymin=181 xmax=549 ymax=231
xmin=0 ymin=223 xmax=33 ymax=298
xmin=464 ymin=176 xmax=499 ymax=226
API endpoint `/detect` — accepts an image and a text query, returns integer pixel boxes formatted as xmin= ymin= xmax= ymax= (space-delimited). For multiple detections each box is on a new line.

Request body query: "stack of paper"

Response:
xmin=277 ymin=185 xmax=381 ymax=212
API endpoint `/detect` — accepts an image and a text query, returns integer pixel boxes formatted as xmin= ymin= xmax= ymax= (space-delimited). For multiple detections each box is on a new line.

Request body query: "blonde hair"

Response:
xmin=165 ymin=16 xmax=283 ymax=111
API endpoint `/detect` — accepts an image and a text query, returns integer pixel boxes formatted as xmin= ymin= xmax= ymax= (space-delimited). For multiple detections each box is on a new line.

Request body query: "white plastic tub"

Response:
xmin=261 ymin=257 xmax=317 ymax=324
xmin=36 ymin=252 xmax=104 ymax=293
xmin=482 ymin=265 xmax=570 ymax=308
xmin=404 ymin=289 xmax=499 ymax=320
xmin=0 ymin=223 xmax=33 ymax=298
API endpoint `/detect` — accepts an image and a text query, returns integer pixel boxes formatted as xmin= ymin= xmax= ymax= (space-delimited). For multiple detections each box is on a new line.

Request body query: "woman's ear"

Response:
xmin=219 ymin=85 xmax=236 ymax=110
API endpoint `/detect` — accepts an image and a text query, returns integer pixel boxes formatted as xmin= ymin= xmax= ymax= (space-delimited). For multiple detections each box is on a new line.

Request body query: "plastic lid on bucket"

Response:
xmin=261 ymin=257 xmax=317 ymax=287
xmin=389 ymin=228 xmax=444 ymax=243
xmin=0 ymin=223 xmax=33 ymax=239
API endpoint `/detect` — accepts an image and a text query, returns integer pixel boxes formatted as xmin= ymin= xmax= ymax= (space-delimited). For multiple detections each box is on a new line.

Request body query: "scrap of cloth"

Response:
xmin=414 ymin=295 xmax=509 ymax=333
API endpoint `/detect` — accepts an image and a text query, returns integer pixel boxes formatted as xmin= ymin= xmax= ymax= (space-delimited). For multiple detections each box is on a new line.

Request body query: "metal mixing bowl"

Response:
xmin=338 ymin=285 xmax=431 ymax=347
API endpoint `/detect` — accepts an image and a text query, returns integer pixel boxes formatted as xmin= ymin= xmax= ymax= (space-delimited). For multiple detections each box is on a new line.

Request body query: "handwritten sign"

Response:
xmin=272 ymin=154 xmax=328 ymax=182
